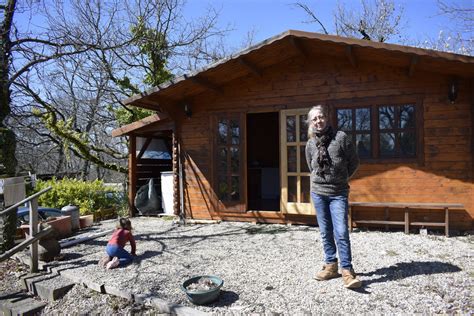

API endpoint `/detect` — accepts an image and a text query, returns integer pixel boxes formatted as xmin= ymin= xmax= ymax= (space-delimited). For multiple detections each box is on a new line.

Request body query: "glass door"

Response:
xmin=212 ymin=112 xmax=246 ymax=212
xmin=280 ymin=109 xmax=314 ymax=215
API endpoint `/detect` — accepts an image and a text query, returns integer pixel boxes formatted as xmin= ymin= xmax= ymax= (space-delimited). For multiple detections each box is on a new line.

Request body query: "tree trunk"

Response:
xmin=0 ymin=0 xmax=17 ymax=176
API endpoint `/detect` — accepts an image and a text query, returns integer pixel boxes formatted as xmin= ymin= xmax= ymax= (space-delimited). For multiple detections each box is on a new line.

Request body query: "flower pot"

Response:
xmin=79 ymin=215 xmax=94 ymax=229
xmin=45 ymin=215 xmax=72 ymax=239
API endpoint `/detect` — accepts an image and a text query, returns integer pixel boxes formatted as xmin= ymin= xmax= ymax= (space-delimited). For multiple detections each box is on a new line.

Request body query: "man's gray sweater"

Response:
xmin=305 ymin=130 xmax=359 ymax=196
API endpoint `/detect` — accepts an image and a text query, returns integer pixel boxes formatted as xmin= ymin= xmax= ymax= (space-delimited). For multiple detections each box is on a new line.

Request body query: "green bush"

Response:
xmin=35 ymin=178 xmax=122 ymax=216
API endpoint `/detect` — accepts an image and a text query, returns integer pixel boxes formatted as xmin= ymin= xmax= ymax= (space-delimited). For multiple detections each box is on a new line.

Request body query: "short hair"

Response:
xmin=306 ymin=104 xmax=329 ymax=136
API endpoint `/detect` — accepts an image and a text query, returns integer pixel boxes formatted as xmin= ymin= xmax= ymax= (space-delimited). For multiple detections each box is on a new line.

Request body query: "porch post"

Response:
xmin=128 ymin=135 xmax=137 ymax=217
xmin=172 ymin=131 xmax=180 ymax=216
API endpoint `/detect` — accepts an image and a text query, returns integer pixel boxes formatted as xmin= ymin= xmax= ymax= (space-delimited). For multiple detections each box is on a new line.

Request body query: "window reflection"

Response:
xmin=230 ymin=147 xmax=239 ymax=173
xmin=400 ymin=105 xmax=415 ymax=128
xmin=300 ymin=176 xmax=310 ymax=203
xmin=380 ymin=132 xmax=395 ymax=156
xmin=230 ymin=120 xmax=240 ymax=144
xmin=231 ymin=176 xmax=240 ymax=200
xmin=218 ymin=120 xmax=228 ymax=144
xmin=287 ymin=116 xmax=296 ymax=142
xmin=337 ymin=109 xmax=352 ymax=131
xmin=300 ymin=115 xmax=308 ymax=142
xmin=400 ymin=132 xmax=416 ymax=156
xmin=379 ymin=106 xmax=395 ymax=129
xmin=356 ymin=134 xmax=371 ymax=158
xmin=288 ymin=176 xmax=297 ymax=202
xmin=356 ymin=108 xmax=370 ymax=130
xmin=287 ymin=146 xmax=297 ymax=172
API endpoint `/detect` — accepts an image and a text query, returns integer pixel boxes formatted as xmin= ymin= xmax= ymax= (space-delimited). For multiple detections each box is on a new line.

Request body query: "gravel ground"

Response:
xmin=3 ymin=217 xmax=473 ymax=315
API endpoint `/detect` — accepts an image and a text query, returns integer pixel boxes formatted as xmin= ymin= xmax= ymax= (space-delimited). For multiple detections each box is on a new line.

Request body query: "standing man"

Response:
xmin=305 ymin=104 xmax=361 ymax=289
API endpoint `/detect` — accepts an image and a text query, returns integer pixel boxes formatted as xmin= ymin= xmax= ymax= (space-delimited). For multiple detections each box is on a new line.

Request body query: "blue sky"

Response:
xmin=184 ymin=0 xmax=471 ymax=48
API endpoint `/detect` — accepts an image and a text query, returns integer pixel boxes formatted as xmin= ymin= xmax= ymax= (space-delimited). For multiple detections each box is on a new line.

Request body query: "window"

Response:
xmin=333 ymin=97 xmax=422 ymax=162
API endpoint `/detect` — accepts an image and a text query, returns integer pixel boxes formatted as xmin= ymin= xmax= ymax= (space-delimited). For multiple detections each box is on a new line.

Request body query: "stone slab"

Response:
xmin=0 ymin=292 xmax=46 ymax=316
xmin=21 ymin=271 xmax=75 ymax=301
xmin=103 ymin=284 xmax=133 ymax=300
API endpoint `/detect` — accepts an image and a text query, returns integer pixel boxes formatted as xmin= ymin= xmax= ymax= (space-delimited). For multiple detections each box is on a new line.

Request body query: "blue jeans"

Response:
xmin=311 ymin=192 xmax=353 ymax=270
xmin=106 ymin=244 xmax=133 ymax=266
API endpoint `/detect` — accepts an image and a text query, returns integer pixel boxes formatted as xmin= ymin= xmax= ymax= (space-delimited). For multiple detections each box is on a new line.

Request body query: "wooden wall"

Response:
xmin=173 ymin=52 xmax=473 ymax=231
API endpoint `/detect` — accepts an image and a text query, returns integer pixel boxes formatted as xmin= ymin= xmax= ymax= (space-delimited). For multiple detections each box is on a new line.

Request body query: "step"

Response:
xmin=0 ymin=291 xmax=47 ymax=316
xmin=21 ymin=272 xmax=75 ymax=302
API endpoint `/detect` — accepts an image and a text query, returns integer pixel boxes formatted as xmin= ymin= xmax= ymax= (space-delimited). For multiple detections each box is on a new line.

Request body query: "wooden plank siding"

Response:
xmin=174 ymin=52 xmax=472 ymax=231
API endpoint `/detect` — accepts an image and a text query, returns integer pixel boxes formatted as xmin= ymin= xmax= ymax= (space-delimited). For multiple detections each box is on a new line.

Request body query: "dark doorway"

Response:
xmin=247 ymin=112 xmax=280 ymax=211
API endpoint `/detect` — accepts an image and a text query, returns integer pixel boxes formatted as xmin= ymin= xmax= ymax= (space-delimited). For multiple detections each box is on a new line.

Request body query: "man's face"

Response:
xmin=312 ymin=109 xmax=327 ymax=132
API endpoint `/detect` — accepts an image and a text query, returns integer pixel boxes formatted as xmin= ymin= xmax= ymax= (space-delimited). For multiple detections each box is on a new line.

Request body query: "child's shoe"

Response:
xmin=106 ymin=257 xmax=120 ymax=270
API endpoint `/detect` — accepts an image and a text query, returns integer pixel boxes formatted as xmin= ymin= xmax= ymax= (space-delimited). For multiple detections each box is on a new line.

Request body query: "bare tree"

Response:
xmin=7 ymin=0 xmax=233 ymax=178
xmin=294 ymin=0 xmax=406 ymax=42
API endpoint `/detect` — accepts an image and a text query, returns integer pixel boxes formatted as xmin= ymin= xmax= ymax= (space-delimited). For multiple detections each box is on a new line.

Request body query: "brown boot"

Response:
xmin=314 ymin=262 xmax=339 ymax=280
xmin=341 ymin=269 xmax=362 ymax=289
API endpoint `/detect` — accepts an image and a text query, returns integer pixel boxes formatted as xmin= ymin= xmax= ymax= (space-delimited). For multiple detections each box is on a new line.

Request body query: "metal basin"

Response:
xmin=181 ymin=275 xmax=224 ymax=305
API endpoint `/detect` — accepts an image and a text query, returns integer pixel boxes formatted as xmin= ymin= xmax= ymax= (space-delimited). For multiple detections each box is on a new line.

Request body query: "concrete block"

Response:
xmin=11 ymin=298 xmax=47 ymax=316
xmin=21 ymin=272 xmax=75 ymax=301
xmin=0 ymin=292 xmax=46 ymax=316
xmin=35 ymin=277 xmax=75 ymax=301
xmin=82 ymin=278 xmax=105 ymax=294
xmin=103 ymin=284 xmax=133 ymax=300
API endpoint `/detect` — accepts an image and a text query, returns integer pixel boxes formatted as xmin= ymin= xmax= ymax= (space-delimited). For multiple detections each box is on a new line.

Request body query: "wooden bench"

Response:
xmin=349 ymin=202 xmax=464 ymax=237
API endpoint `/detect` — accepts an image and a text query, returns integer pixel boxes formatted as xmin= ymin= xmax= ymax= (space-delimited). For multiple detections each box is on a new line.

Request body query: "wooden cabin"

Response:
xmin=113 ymin=30 xmax=474 ymax=233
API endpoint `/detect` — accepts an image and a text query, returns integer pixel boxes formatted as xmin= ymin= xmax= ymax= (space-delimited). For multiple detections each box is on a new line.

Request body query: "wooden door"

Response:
xmin=212 ymin=112 xmax=246 ymax=212
xmin=280 ymin=109 xmax=314 ymax=215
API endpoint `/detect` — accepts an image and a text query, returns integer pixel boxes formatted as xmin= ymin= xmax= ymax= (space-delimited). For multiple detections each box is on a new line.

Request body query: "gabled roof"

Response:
xmin=124 ymin=30 xmax=474 ymax=110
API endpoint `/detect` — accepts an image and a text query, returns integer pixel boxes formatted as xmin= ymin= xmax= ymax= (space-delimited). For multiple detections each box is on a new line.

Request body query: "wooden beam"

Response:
xmin=289 ymin=36 xmax=308 ymax=58
xmin=128 ymin=136 xmax=137 ymax=217
xmin=187 ymin=76 xmax=222 ymax=93
xmin=408 ymin=55 xmax=419 ymax=77
xmin=112 ymin=113 xmax=169 ymax=137
xmin=345 ymin=45 xmax=358 ymax=68
xmin=137 ymin=137 xmax=152 ymax=159
xmin=238 ymin=57 xmax=262 ymax=77
xmin=0 ymin=227 xmax=53 ymax=262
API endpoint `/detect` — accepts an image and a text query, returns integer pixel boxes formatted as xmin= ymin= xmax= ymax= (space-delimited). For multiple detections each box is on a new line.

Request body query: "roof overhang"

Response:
xmin=111 ymin=113 xmax=172 ymax=137
xmin=123 ymin=30 xmax=474 ymax=110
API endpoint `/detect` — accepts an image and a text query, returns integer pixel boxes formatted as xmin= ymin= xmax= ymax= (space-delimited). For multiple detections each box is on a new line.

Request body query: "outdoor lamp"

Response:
xmin=183 ymin=103 xmax=192 ymax=118
xmin=448 ymin=78 xmax=458 ymax=104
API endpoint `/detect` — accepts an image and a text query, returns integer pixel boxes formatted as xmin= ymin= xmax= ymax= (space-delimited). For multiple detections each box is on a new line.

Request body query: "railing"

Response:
xmin=0 ymin=187 xmax=52 ymax=272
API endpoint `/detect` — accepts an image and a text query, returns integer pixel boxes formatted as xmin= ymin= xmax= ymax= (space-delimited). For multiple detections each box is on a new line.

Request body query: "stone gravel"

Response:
xmin=6 ymin=217 xmax=474 ymax=315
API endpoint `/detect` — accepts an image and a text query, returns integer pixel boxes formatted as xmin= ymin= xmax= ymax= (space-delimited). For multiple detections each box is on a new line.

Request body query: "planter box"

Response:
xmin=79 ymin=215 xmax=94 ymax=229
xmin=47 ymin=216 xmax=72 ymax=238
xmin=19 ymin=216 xmax=72 ymax=240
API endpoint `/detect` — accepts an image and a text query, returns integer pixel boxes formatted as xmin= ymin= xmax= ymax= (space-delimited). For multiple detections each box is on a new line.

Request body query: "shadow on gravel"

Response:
xmin=208 ymin=290 xmax=239 ymax=307
xmin=360 ymin=261 xmax=462 ymax=287
xmin=137 ymin=250 xmax=163 ymax=260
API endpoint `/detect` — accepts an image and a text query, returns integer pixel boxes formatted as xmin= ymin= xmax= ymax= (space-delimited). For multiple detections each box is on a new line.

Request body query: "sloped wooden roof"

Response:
xmin=123 ymin=30 xmax=474 ymax=111
xmin=111 ymin=113 xmax=172 ymax=137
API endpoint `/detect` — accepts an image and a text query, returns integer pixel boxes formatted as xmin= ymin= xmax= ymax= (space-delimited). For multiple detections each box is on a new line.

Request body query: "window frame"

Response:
xmin=328 ymin=95 xmax=424 ymax=164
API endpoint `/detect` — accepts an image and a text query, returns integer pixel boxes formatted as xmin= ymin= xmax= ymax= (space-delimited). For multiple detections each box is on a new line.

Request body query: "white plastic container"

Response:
xmin=160 ymin=171 xmax=175 ymax=215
